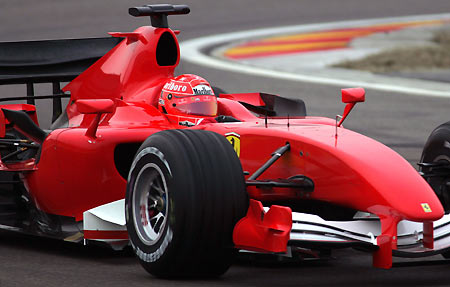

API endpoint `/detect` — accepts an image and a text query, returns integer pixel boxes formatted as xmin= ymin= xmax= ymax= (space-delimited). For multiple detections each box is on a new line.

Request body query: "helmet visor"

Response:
xmin=176 ymin=100 xmax=217 ymax=116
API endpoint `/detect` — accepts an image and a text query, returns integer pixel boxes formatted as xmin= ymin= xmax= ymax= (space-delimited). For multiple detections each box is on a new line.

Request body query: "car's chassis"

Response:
xmin=0 ymin=4 xmax=450 ymax=278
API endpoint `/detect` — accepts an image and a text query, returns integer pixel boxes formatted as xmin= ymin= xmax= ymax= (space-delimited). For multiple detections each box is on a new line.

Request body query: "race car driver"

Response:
xmin=158 ymin=74 xmax=217 ymax=117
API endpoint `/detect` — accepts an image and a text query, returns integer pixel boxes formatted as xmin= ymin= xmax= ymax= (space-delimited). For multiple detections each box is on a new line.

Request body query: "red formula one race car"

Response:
xmin=0 ymin=4 xmax=449 ymax=278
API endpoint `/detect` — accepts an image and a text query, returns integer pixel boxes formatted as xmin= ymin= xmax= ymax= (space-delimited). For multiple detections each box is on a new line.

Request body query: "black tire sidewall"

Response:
xmin=421 ymin=122 xmax=450 ymax=162
xmin=421 ymin=122 xmax=450 ymax=212
xmin=125 ymin=146 xmax=175 ymax=264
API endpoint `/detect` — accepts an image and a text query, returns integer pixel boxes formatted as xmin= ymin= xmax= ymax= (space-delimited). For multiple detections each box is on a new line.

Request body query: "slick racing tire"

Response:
xmin=421 ymin=121 xmax=450 ymax=213
xmin=125 ymin=129 xmax=248 ymax=278
xmin=420 ymin=121 xmax=450 ymax=259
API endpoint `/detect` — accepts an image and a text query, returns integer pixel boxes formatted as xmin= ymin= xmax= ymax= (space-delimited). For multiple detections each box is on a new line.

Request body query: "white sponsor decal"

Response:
xmin=179 ymin=120 xmax=196 ymax=127
xmin=192 ymin=84 xmax=213 ymax=95
xmin=445 ymin=141 xmax=450 ymax=149
xmin=163 ymin=82 xmax=188 ymax=92
xmin=133 ymin=228 xmax=173 ymax=263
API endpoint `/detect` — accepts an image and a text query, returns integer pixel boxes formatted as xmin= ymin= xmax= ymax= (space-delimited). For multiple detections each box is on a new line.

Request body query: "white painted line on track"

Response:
xmin=180 ymin=13 xmax=450 ymax=98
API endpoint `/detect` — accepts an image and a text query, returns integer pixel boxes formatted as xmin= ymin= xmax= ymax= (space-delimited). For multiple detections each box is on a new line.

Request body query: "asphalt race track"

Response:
xmin=1 ymin=1 xmax=450 ymax=286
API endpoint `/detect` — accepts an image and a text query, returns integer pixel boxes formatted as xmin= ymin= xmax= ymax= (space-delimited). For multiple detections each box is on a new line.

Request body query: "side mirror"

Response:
xmin=342 ymin=87 xmax=365 ymax=104
xmin=337 ymin=88 xmax=365 ymax=127
xmin=76 ymin=99 xmax=116 ymax=139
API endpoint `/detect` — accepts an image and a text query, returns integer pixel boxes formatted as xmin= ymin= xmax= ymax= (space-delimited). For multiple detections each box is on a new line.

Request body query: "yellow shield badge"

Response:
xmin=421 ymin=203 xmax=432 ymax=213
xmin=225 ymin=132 xmax=240 ymax=157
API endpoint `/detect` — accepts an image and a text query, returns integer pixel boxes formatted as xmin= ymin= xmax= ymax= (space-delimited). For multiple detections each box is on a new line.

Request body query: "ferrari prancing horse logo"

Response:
xmin=421 ymin=203 xmax=432 ymax=213
xmin=225 ymin=132 xmax=240 ymax=157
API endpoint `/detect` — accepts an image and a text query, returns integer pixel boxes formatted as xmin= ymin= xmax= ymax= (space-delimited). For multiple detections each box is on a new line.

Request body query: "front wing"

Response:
xmin=83 ymin=199 xmax=450 ymax=267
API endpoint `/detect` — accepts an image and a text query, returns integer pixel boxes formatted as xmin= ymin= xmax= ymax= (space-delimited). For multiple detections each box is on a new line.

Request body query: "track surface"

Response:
xmin=1 ymin=1 xmax=450 ymax=286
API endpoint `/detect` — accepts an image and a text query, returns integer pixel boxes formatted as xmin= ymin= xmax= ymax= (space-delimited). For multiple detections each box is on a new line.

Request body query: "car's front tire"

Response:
xmin=421 ymin=121 xmax=450 ymax=259
xmin=421 ymin=121 xmax=450 ymax=213
xmin=125 ymin=129 xmax=248 ymax=278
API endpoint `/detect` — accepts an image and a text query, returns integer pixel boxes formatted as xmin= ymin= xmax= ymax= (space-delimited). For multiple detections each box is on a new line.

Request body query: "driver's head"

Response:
xmin=158 ymin=74 xmax=217 ymax=117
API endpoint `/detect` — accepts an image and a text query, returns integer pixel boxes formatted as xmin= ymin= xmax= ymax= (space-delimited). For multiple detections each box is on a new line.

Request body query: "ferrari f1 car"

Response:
xmin=0 ymin=4 xmax=450 ymax=278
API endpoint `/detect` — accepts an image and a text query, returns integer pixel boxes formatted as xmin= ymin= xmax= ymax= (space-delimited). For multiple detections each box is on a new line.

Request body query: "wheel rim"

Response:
xmin=132 ymin=163 xmax=169 ymax=246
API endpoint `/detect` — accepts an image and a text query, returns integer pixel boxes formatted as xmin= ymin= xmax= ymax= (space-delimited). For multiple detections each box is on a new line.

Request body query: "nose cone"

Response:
xmin=365 ymin=165 xmax=444 ymax=222
xmin=305 ymin=126 xmax=445 ymax=222
xmin=341 ymin=133 xmax=445 ymax=222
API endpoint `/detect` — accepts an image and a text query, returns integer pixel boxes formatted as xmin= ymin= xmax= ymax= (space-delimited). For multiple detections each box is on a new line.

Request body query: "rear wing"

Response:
xmin=0 ymin=37 xmax=123 ymax=122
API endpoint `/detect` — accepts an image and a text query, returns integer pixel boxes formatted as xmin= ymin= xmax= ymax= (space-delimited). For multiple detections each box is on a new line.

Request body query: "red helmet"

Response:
xmin=158 ymin=74 xmax=217 ymax=117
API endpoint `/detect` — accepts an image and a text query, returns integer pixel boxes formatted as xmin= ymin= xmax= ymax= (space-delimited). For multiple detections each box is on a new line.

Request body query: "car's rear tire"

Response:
xmin=125 ymin=129 xmax=248 ymax=278
xmin=420 ymin=121 xmax=450 ymax=259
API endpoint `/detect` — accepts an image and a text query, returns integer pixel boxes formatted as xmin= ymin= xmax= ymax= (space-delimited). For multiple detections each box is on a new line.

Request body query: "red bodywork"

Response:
xmin=2 ymin=24 xmax=443 ymax=268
